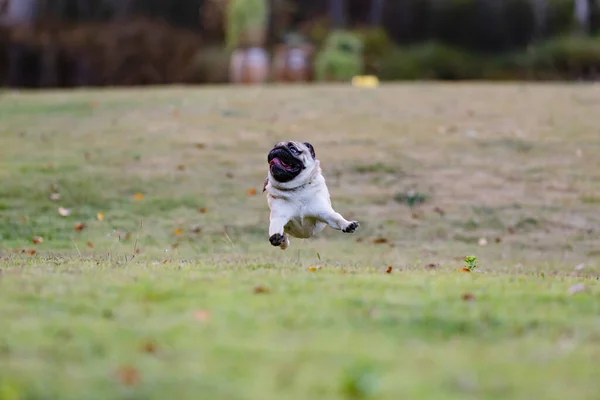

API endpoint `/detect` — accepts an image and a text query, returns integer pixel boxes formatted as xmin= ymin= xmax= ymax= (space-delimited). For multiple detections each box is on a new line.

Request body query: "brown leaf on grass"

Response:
xmin=198 ymin=207 xmax=207 ymax=214
xmin=225 ymin=172 xmax=234 ymax=179
xmin=132 ymin=193 xmax=145 ymax=201
xmin=87 ymin=242 xmax=94 ymax=248
xmin=58 ymin=207 xmax=71 ymax=217
xmin=433 ymin=206 xmax=446 ymax=216
xmin=194 ymin=310 xmax=211 ymax=322
xmin=171 ymin=243 xmax=179 ymax=249
xmin=460 ymin=267 xmax=471 ymax=273
xmin=162 ymin=259 xmax=169 ymax=264
xmin=140 ymin=340 xmax=158 ymax=354
xmin=385 ymin=266 xmax=393 ymax=274
xmin=411 ymin=211 xmax=422 ymax=219
xmin=32 ymin=236 xmax=44 ymax=245
xmin=461 ymin=292 xmax=476 ymax=301
xmin=176 ymin=164 xmax=186 ymax=171
xmin=508 ymin=227 xmax=516 ymax=235
xmin=247 ymin=188 xmax=257 ymax=196
xmin=97 ymin=212 xmax=104 ymax=221
xmin=355 ymin=238 xmax=363 ymax=243
xmin=21 ymin=216 xmax=29 ymax=222
xmin=173 ymin=228 xmax=184 ymax=236
xmin=425 ymin=263 xmax=439 ymax=270
xmin=308 ymin=266 xmax=322 ymax=272
xmin=495 ymin=237 xmax=502 ymax=243
xmin=74 ymin=223 xmax=86 ymax=231
xmin=29 ymin=249 xmax=37 ymax=255
xmin=116 ymin=365 xmax=141 ymax=386
xmin=195 ymin=143 xmax=205 ymax=149
xmin=254 ymin=285 xmax=270 ymax=294
xmin=373 ymin=237 xmax=388 ymax=244
xmin=49 ymin=193 xmax=61 ymax=201
xmin=191 ymin=225 xmax=202 ymax=234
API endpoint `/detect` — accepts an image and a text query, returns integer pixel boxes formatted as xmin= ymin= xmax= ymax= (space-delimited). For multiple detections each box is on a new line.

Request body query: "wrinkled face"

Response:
xmin=267 ymin=141 xmax=316 ymax=183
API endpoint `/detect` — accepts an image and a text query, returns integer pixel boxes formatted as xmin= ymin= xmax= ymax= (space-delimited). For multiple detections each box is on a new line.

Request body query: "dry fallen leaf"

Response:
xmin=495 ymin=237 xmax=502 ymax=243
xmin=308 ymin=266 xmax=322 ymax=272
xmin=171 ymin=243 xmax=179 ymax=249
xmin=176 ymin=164 xmax=186 ymax=171
xmin=132 ymin=193 xmax=145 ymax=200
xmin=433 ymin=206 xmax=446 ymax=216
xmin=97 ymin=212 xmax=104 ymax=221
xmin=247 ymin=188 xmax=257 ymax=196
xmin=49 ymin=193 xmax=61 ymax=201
xmin=74 ymin=222 xmax=86 ymax=231
xmin=425 ymin=263 xmax=440 ymax=270
xmin=254 ymin=285 xmax=270 ymax=294
xmin=173 ymin=228 xmax=184 ymax=236
xmin=198 ymin=207 xmax=207 ymax=214
xmin=29 ymin=249 xmax=37 ymax=255
xmin=32 ymin=236 xmax=44 ymax=245
xmin=87 ymin=241 xmax=94 ymax=248
xmin=58 ymin=207 xmax=71 ymax=217
xmin=191 ymin=225 xmax=202 ymax=234
xmin=195 ymin=143 xmax=206 ymax=149
xmin=373 ymin=237 xmax=388 ymax=244
xmin=568 ymin=283 xmax=586 ymax=295
xmin=226 ymin=172 xmax=234 ymax=179
xmin=460 ymin=267 xmax=471 ymax=273
xmin=194 ymin=309 xmax=211 ymax=322
xmin=355 ymin=238 xmax=363 ymax=243
xmin=574 ymin=263 xmax=585 ymax=271
xmin=20 ymin=216 xmax=29 ymax=222
xmin=385 ymin=266 xmax=393 ymax=274
xmin=462 ymin=292 xmax=476 ymax=301
xmin=508 ymin=227 xmax=517 ymax=235
xmin=116 ymin=365 xmax=141 ymax=386
xmin=140 ymin=340 xmax=158 ymax=354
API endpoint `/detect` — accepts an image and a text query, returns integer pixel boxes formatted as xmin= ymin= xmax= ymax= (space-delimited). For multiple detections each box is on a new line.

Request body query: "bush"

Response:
xmin=314 ymin=30 xmax=364 ymax=81
xmin=378 ymin=35 xmax=600 ymax=82
xmin=379 ymin=42 xmax=486 ymax=81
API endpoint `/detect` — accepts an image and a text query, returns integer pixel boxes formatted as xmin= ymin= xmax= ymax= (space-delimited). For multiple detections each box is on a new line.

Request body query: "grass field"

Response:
xmin=1 ymin=83 xmax=600 ymax=400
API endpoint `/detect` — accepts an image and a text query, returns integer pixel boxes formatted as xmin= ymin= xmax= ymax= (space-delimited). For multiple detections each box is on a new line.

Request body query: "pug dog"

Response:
xmin=263 ymin=141 xmax=359 ymax=250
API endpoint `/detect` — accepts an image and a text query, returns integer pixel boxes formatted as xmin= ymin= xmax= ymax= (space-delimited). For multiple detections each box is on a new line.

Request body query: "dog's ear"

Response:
xmin=303 ymin=142 xmax=316 ymax=159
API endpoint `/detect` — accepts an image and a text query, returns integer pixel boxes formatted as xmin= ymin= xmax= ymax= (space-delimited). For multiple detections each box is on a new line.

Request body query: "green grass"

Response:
xmin=1 ymin=83 xmax=600 ymax=399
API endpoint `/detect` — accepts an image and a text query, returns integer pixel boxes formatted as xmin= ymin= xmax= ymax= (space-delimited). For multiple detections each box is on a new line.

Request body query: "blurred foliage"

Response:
xmin=225 ymin=0 xmax=268 ymax=49
xmin=379 ymin=35 xmax=600 ymax=81
xmin=314 ymin=30 xmax=363 ymax=81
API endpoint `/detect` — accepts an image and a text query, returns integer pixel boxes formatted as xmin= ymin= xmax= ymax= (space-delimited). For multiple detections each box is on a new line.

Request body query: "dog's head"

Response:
xmin=267 ymin=141 xmax=317 ymax=185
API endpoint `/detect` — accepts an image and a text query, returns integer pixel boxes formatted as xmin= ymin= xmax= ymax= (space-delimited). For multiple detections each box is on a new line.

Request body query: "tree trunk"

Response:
xmin=368 ymin=0 xmax=385 ymax=26
xmin=531 ymin=0 xmax=548 ymax=40
xmin=574 ymin=0 xmax=591 ymax=34
xmin=2 ymin=0 xmax=40 ymax=87
xmin=329 ymin=0 xmax=347 ymax=28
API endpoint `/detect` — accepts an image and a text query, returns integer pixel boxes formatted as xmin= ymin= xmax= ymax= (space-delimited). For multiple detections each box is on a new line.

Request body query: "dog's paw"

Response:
xmin=342 ymin=221 xmax=359 ymax=233
xmin=269 ymin=233 xmax=286 ymax=246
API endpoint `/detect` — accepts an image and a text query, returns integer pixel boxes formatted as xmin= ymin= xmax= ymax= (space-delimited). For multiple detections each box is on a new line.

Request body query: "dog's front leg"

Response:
xmin=317 ymin=206 xmax=359 ymax=233
xmin=269 ymin=213 xmax=290 ymax=249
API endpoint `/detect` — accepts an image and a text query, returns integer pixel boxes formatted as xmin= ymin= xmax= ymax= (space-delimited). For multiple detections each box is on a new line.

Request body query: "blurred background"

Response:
xmin=1 ymin=0 xmax=599 ymax=88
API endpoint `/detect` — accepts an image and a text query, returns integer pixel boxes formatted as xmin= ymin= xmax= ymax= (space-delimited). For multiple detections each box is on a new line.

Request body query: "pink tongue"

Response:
xmin=270 ymin=157 xmax=286 ymax=167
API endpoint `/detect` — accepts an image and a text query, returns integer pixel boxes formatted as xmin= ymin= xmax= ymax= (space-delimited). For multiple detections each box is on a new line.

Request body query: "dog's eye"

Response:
xmin=289 ymin=146 xmax=300 ymax=155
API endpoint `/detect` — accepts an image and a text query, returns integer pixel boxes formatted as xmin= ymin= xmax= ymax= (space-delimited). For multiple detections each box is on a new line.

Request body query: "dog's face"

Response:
xmin=267 ymin=141 xmax=316 ymax=183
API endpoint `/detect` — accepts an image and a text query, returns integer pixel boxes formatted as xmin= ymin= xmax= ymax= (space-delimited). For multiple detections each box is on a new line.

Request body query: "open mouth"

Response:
xmin=267 ymin=147 xmax=302 ymax=172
